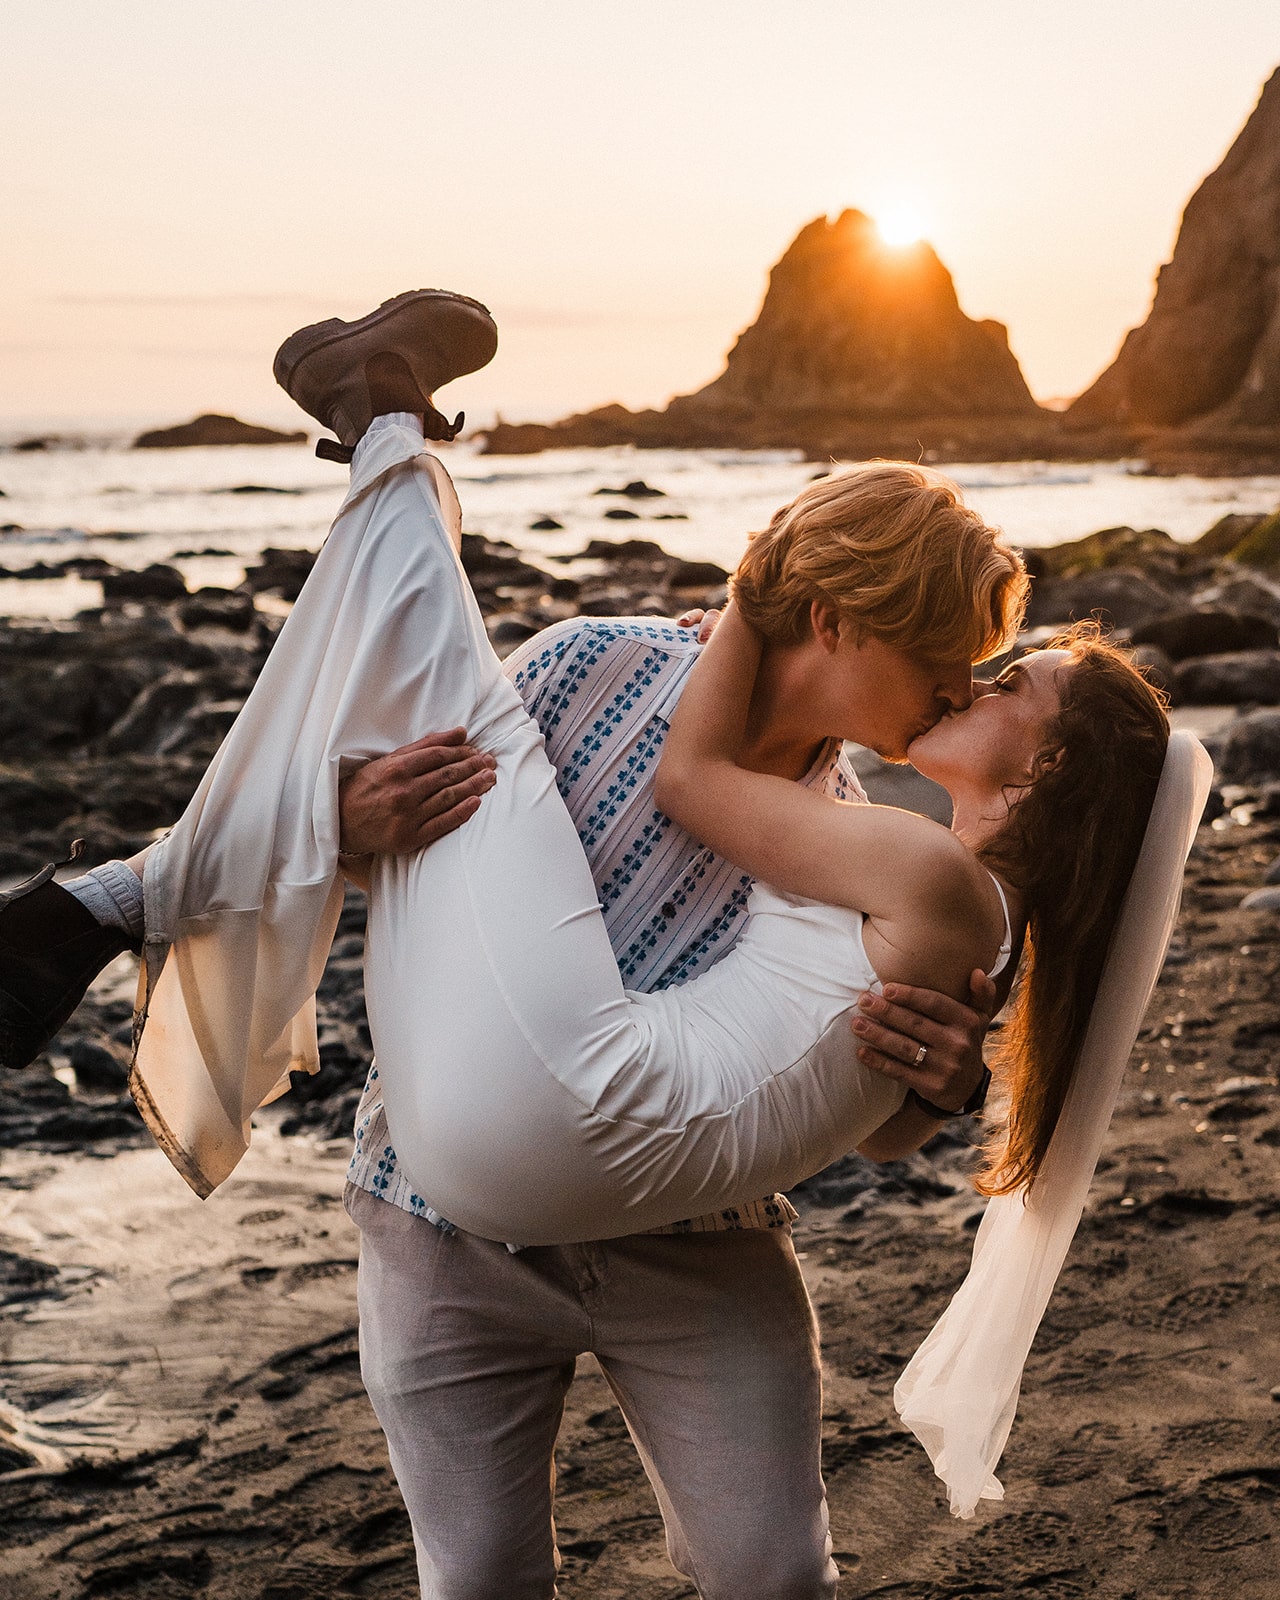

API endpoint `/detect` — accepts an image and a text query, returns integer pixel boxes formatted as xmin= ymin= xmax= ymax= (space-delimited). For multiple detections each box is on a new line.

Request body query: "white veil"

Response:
xmin=894 ymin=729 xmax=1213 ymax=1517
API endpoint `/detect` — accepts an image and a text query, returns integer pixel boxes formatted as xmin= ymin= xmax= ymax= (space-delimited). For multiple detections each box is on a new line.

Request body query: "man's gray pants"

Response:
xmin=347 ymin=1185 xmax=839 ymax=1599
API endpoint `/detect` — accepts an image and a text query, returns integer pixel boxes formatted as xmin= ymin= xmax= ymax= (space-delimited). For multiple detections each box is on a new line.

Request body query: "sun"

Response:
xmin=874 ymin=202 xmax=928 ymax=248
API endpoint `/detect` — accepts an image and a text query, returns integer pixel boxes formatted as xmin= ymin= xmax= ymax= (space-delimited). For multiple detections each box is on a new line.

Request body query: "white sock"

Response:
xmin=64 ymin=861 xmax=145 ymax=943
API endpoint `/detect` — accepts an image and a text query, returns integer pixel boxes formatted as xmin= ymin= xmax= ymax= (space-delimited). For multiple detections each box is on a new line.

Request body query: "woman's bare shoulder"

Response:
xmin=852 ymin=815 xmax=1001 ymax=998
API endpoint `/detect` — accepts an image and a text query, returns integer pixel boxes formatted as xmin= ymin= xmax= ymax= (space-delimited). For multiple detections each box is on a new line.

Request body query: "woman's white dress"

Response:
xmin=137 ymin=415 xmax=907 ymax=1238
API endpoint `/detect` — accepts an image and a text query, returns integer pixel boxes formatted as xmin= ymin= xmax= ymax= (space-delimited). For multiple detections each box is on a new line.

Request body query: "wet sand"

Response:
xmin=1 ymin=809 xmax=1277 ymax=1597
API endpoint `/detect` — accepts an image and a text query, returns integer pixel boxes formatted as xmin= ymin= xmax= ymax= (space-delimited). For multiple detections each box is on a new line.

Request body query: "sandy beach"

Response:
xmin=1 ymin=787 xmax=1276 ymax=1598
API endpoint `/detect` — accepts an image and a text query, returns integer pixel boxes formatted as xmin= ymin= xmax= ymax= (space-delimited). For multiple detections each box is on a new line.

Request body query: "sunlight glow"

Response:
xmin=875 ymin=203 xmax=928 ymax=248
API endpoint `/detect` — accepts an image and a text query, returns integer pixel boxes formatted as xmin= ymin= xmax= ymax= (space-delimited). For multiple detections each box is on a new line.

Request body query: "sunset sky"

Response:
xmin=5 ymin=1 xmax=1280 ymax=432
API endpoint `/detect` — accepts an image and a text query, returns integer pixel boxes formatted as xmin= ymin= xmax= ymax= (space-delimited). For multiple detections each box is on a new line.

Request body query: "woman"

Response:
xmin=124 ymin=398 xmax=1168 ymax=1245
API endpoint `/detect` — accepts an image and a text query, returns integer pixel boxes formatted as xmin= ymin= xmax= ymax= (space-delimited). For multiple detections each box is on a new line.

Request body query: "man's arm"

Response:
xmin=337 ymin=614 xmax=689 ymax=860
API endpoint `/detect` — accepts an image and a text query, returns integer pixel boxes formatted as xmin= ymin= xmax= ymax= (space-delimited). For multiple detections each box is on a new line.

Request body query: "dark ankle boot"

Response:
xmin=0 ymin=862 xmax=139 ymax=1071
xmin=272 ymin=288 xmax=496 ymax=458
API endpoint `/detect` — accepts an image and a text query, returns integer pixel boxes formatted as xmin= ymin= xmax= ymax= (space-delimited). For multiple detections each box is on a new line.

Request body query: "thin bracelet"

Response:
xmin=909 ymin=1064 xmax=992 ymax=1121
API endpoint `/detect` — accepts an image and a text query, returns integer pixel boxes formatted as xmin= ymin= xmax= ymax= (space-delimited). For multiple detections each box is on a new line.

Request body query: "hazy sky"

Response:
xmin=4 ymin=1 xmax=1280 ymax=430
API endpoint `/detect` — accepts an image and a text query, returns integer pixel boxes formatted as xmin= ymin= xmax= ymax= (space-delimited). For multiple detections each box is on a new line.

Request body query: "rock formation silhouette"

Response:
xmin=670 ymin=208 xmax=1038 ymax=422
xmin=1071 ymin=68 xmax=1280 ymax=435
xmin=482 ymin=211 xmax=1049 ymax=457
xmin=134 ymin=414 xmax=307 ymax=449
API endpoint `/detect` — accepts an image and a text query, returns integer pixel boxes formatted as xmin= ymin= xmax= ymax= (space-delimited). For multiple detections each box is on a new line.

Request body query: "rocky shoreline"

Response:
xmin=3 ymin=501 xmax=1280 ymax=1153
xmin=478 ymin=407 xmax=1280 ymax=477
xmin=1 ymin=504 xmax=1279 ymax=1596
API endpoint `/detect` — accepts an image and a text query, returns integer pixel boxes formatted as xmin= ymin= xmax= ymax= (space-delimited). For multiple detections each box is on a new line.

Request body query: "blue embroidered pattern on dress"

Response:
xmin=346 ymin=615 xmax=857 ymax=1232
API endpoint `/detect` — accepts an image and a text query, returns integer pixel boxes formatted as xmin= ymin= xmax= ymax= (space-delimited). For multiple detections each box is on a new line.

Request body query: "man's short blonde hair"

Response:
xmin=731 ymin=460 xmax=1027 ymax=664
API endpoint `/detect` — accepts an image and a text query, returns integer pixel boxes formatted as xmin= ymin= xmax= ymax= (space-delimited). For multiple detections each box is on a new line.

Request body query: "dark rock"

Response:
xmin=0 ymin=767 xmax=82 ymax=831
xmin=1129 ymin=609 xmax=1278 ymax=661
xmin=1032 ymin=525 xmax=1184 ymax=580
xmin=593 ymin=481 xmax=666 ymax=498
xmin=1024 ymin=568 xmax=1174 ymax=632
xmin=486 ymin=614 xmax=540 ymax=655
xmin=459 ymin=534 xmax=547 ymax=594
xmin=3 ymin=561 xmax=72 ymax=581
xmin=68 ymin=1038 xmax=129 ymax=1092
xmin=1190 ymin=512 xmax=1269 ymax=559
xmin=171 ymin=546 xmax=235 ymax=559
xmin=133 ymin=414 xmax=308 ymax=449
xmin=1228 ymin=509 xmax=1280 ymax=570
xmin=1069 ymin=69 xmax=1280 ymax=434
xmin=577 ymin=587 xmax=646 ymax=617
xmin=603 ymin=507 xmax=641 ymax=521
xmin=548 ymin=576 xmax=581 ymax=601
xmin=212 ymin=484 xmax=302 ymax=495
xmin=654 ymin=513 xmax=690 ymax=521
xmin=14 ymin=437 xmax=50 ymax=452
xmin=101 ymin=671 xmax=209 ymax=756
xmin=178 ymin=588 xmax=257 ymax=632
xmin=100 ymin=563 xmax=188 ymax=602
xmin=0 ymin=655 xmax=160 ymax=754
xmin=669 ymin=559 xmax=730 ymax=589
xmin=157 ymin=699 xmax=243 ymax=758
xmin=1174 ymin=650 xmax=1280 ymax=705
xmin=0 ymin=1248 xmax=59 ymax=1302
xmin=529 ymin=516 xmax=563 ymax=531
xmin=579 ymin=538 xmax=667 ymax=562
xmin=242 ymin=547 xmax=317 ymax=601
xmin=1130 ymin=643 xmax=1177 ymax=699
xmin=1203 ymin=707 xmax=1280 ymax=784
xmin=1192 ymin=572 xmax=1280 ymax=628
xmin=1264 ymin=856 xmax=1280 ymax=884
xmin=63 ymin=557 xmax=118 ymax=578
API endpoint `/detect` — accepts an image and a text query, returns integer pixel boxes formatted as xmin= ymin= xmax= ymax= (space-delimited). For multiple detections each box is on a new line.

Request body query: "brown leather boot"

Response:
xmin=273 ymin=288 xmax=497 ymax=460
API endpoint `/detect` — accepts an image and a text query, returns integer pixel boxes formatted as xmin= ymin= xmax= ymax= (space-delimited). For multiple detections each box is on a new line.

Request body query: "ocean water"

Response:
xmin=2 ymin=439 xmax=1279 ymax=621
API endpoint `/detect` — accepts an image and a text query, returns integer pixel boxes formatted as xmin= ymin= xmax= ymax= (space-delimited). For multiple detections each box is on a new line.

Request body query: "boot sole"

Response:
xmin=273 ymin=290 xmax=498 ymax=440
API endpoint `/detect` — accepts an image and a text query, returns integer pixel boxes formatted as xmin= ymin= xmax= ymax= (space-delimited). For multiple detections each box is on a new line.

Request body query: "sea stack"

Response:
xmin=670 ymin=208 xmax=1039 ymax=422
xmin=1070 ymin=68 xmax=1280 ymax=435
xmin=481 ymin=210 xmax=1046 ymax=456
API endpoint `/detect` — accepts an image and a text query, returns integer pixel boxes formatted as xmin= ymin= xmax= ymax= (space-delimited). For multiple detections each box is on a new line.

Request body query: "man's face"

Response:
xmin=824 ymin=626 xmax=977 ymax=760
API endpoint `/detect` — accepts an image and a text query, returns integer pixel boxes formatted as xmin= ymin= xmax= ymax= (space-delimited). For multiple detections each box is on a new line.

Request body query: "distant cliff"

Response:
xmin=1070 ymin=68 xmax=1280 ymax=452
xmin=482 ymin=210 xmax=1052 ymax=457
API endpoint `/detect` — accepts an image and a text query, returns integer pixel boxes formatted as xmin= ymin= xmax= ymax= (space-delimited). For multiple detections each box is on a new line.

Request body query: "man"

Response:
xmin=334 ymin=423 xmax=1024 ymax=1592
xmin=0 ymin=291 xmax=1025 ymax=1598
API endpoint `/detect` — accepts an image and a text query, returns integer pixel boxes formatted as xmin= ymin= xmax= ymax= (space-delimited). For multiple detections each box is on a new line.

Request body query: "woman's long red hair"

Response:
xmin=976 ymin=624 xmax=1170 ymax=1195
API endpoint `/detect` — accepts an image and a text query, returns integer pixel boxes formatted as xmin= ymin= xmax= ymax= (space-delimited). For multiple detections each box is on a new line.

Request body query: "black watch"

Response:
xmin=909 ymin=1064 xmax=991 ymax=1121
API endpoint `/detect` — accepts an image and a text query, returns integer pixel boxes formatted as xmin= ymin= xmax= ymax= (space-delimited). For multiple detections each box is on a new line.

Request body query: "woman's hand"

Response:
xmin=339 ymin=728 xmax=497 ymax=857
xmin=675 ymin=608 xmax=722 ymax=643
xmin=851 ymin=969 xmax=997 ymax=1113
